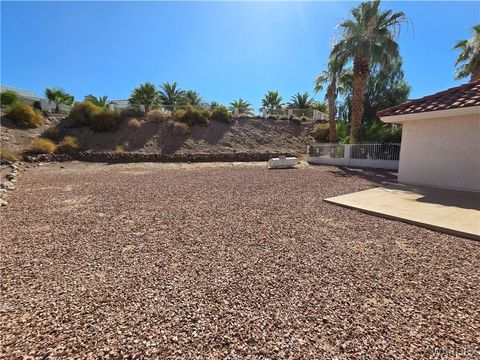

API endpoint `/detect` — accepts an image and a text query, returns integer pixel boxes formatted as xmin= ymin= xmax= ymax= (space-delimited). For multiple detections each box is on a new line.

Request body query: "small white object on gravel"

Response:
xmin=267 ymin=156 xmax=299 ymax=169
xmin=0 ymin=199 xmax=7 ymax=206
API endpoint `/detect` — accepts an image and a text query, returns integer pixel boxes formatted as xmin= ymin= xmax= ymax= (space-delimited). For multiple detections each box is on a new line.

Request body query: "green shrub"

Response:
xmin=42 ymin=126 xmax=63 ymax=141
xmin=336 ymin=122 xmax=350 ymax=143
xmin=0 ymin=90 xmax=19 ymax=107
xmin=90 ymin=109 xmax=120 ymax=132
xmin=172 ymin=108 xmax=186 ymax=122
xmin=210 ymin=106 xmax=232 ymax=124
xmin=32 ymin=101 xmax=42 ymax=111
xmin=147 ymin=110 xmax=167 ymax=123
xmin=128 ymin=118 xmax=142 ymax=128
xmin=57 ymin=136 xmax=79 ymax=154
xmin=31 ymin=138 xmax=56 ymax=154
xmin=174 ymin=105 xmax=211 ymax=126
xmin=171 ymin=122 xmax=190 ymax=137
xmin=120 ymin=108 xmax=144 ymax=119
xmin=357 ymin=121 xmax=402 ymax=143
xmin=0 ymin=148 xmax=20 ymax=162
xmin=68 ymin=102 xmax=101 ymax=127
xmin=7 ymin=102 xmax=44 ymax=128
xmin=382 ymin=125 xmax=402 ymax=143
xmin=311 ymin=123 xmax=329 ymax=142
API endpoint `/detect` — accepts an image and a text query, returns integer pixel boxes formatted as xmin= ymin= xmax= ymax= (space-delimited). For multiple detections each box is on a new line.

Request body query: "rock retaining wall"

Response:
xmin=22 ymin=151 xmax=298 ymax=164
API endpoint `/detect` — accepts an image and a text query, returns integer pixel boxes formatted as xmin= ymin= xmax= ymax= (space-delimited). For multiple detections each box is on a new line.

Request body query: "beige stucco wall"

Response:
xmin=398 ymin=113 xmax=480 ymax=192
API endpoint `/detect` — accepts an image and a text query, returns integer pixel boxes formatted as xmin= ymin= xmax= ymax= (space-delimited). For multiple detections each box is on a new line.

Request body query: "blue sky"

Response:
xmin=1 ymin=1 xmax=478 ymax=109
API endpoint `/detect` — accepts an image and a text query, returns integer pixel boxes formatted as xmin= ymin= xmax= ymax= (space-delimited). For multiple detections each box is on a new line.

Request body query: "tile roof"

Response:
xmin=378 ymin=80 xmax=480 ymax=117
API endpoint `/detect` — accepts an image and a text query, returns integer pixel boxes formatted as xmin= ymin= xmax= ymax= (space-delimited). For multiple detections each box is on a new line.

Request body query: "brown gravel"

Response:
xmin=1 ymin=162 xmax=479 ymax=359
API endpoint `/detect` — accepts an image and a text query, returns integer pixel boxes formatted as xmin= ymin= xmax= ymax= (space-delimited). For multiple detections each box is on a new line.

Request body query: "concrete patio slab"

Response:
xmin=325 ymin=183 xmax=480 ymax=240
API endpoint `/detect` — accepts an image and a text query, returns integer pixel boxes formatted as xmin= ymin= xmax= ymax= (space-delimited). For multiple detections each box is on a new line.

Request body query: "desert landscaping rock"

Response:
xmin=5 ymin=173 xmax=16 ymax=180
xmin=0 ymin=181 xmax=15 ymax=190
xmin=0 ymin=198 xmax=7 ymax=206
xmin=1 ymin=162 xmax=479 ymax=358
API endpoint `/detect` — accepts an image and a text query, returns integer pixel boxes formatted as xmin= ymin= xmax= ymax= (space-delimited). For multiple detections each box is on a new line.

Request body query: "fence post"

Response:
xmin=262 ymin=108 xmax=267 ymax=118
xmin=233 ymin=108 xmax=239 ymax=118
xmin=288 ymin=109 xmax=293 ymax=119
xmin=313 ymin=109 xmax=319 ymax=121
xmin=344 ymin=144 xmax=351 ymax=166
xmin=40 ymin=100 xmax=50 ymax=112
xmin=139 ymin=105 xmax=146 ymax=113
xmin=108 ymin=103 xmax=115 ymax=111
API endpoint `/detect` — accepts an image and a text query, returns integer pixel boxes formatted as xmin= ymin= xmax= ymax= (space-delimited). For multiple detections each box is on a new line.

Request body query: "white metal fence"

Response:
xmin=308 ymin=143 xmax=400 ymax=170
xmin=265 ymin=108 xmax=327 ymax=121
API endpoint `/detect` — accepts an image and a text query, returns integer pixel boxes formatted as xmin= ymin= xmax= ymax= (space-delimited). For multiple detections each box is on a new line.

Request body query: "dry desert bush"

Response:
xmin=7 ymin=102 xmax=44 ymax=128
xmin=58 ymin=136 xmax=79 ymax=154
xmin=171 ymin=122 xmax=190 ymax=137
xmin=147 ymin=110 xmax=167 ymax=123
xmin=128 ymin=118 xmax=142 ymax=128
xmin=31 ymin=138 xmax=57 ymax=154
xmin=0 ymin=148 xmax=20 ymax=162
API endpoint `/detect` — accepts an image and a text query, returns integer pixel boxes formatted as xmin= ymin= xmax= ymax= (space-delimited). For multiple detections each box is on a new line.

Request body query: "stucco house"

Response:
xmin=378 ymin=80 xmax=480 ymax=192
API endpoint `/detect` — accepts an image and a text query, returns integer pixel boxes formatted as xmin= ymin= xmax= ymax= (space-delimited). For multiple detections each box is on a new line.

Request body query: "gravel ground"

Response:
xmin=1 ymin=162 xmax=479 ymax=359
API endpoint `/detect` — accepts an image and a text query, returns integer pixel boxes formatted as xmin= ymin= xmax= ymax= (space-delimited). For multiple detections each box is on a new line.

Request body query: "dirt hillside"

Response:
xmin=1 ymin=113 xmax=315 ymax=156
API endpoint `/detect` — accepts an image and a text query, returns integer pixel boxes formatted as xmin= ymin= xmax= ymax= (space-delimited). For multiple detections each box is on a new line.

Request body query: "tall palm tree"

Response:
xmin=158 ymin=82 xmax=185 ymax=107
xmin=180 ymin=90 xmax=203 ymax=106
xmin=453 ymin=25 xmax=480 ymax=81
xmin=229 ymin=98 xmax=252 ymax=114
xmin=44 ymin=87 xmax=74 ymax=113
xmin=332 ymin=0 xmax=406 ymax=143
xmin=261 ymin=91 xmax=283 ymax=110
xmin=288 ymin=92 xmax=314 ymax=109
xmin=315 ymin=56 xmax=349 ymax=142
xmin=84 ymin=95 xmax=108 ymax=108
xmin=128 ymin=82 xmax=158 ymax=112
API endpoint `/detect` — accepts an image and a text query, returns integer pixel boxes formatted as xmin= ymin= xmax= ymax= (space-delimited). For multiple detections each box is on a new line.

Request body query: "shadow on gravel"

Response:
xmin=0 ymin=115 xmax=22 ymax=130
xmin=328 ymin=166 xmax=398 ymax=185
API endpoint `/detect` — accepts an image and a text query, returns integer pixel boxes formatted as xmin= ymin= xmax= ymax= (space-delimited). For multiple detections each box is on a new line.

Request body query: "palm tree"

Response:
xmin=261 ymin=91 xmax=283 ymax=110
xmin=313 ymin=102 xmax=329 ymax=114
xmin=84 ymin=95 xmax=108 ymax=108
xmin=288 ymin=92 xmax=314 ymax=109
xmin=315 ymin=56 xmax=350 ymax=142
xmin=229 ymin=98 xmax=252 ymax=114
xmin=453 ymin=25 xmax=480 ymax=81
xmin=209 ymin=101 xmax=220 ymax=110
xmin=180 ymin=90 xmax=203 ymax=107
xmin=128 ymin=82 xmax=158 ymax=112
xmin=44 ymin=87 xmax=74 ymax=113
xmin=158 ymin=82 xmax=185 ymax=107
xmin=332 ymin=0 xmax=406 ymax=143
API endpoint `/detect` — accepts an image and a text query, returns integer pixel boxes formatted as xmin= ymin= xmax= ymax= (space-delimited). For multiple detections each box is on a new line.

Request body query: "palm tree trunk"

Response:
xmin=55 ymin=103 xmax=60 ymax=113
xmin=471 ymin=68 xmax=480 ymax=82
xmin=350 ymin=56 xmax=369 ymax=144
xmin=327 ymin=78 xmax=337 ymax=143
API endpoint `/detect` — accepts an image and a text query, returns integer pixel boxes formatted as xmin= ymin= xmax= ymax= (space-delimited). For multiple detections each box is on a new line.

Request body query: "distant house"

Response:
xmin=108 ymin=99 xmax=130 ymax=109
xmin=0 ymin=84 xmax=45 ymax=104
xmin=379 ymin=80 xmax=480 ymax=192
xmin=1 ymin=84 xmax=72 ymax=113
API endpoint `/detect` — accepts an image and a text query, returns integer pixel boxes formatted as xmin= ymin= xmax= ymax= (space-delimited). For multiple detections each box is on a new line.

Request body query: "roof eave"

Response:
xmin=380 ymin=106 xmax=480 ymax=123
